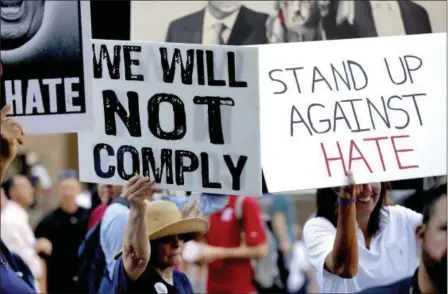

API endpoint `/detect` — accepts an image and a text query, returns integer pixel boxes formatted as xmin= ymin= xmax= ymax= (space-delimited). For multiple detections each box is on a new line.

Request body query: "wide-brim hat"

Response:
xmin=114 ymin=200 xmax=209 ymax=259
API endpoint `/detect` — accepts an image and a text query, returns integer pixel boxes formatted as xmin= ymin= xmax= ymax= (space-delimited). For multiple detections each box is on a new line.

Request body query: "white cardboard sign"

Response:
xmin=259 ymin=33 xmax=446 ymax=192
xmin=78 ymin=40 xmax=261 ymax=196
xmin=0 ymin=1 xmax=93 ymax=134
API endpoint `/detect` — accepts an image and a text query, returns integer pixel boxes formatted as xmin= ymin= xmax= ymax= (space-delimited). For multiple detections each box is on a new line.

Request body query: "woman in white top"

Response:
xmin=303 ymin=176 xmax=422 ymax=293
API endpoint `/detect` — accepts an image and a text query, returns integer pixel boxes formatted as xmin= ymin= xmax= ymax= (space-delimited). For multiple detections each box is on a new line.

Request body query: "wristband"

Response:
xmin=337 ymin=197 xmax=356 ymax=205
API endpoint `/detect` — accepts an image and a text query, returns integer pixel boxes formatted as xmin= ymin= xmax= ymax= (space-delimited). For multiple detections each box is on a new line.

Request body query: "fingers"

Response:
xmin=126 ymin=177 xmax=162 ymax=202
xmin=9 ymin=119 xmax=24 ymax=136
xmin=125 ymin=176 xmax=148 ymax=196
xmin=0 ymin=104 xmax=11 ymax=120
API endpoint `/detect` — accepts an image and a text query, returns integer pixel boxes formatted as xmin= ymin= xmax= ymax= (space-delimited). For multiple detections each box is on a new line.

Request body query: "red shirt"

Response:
xmin=206 ymin=196 xmax=266 ymax=293
xmin=87 ymin=204 xmax=107 ymax=230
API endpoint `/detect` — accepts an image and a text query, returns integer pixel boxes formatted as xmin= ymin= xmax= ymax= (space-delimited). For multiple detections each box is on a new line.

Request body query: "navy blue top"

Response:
xmin=113 ymin=256 xmax=193 ymax=294
xmin=0 ymin=239 xmax=36 ymax=294
xmin=359 ymin=269 xmax=420 ymax=294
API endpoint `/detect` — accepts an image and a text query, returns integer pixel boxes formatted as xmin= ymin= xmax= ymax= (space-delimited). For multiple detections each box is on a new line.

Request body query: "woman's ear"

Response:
xmin=416 ymin=224 xmax=426 ymax=246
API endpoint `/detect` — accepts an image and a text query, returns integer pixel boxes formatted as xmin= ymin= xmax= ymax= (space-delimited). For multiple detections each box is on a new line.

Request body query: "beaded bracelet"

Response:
xmin=337 ymin=197 xmax=356 ymax=205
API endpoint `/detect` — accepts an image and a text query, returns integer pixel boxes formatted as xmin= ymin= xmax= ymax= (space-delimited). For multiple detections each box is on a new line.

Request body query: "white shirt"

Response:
xmin=287 ymin=241 xmax=311 ymax=293
xmin=303 ymin=205 xmax=422 ymax=293
xmin=1 ymin=201 xmax=43 ymax=288
xmin=202 ymin=6 xmax=240 ymax=44
xmin=339 ymin=1 xmax=405 ymax=36
xmin=76 ymin=190 xmax=92 ymax=209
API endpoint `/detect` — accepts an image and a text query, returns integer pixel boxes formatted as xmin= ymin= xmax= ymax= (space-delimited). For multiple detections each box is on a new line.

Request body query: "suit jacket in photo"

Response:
xmin=350 ymin=0 xmax=432 ymax=37
xmin=165 ymin=5 xmax=269 ymax=45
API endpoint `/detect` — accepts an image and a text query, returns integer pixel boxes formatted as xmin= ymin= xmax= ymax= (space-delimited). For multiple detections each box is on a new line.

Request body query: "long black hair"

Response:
xmin=315 ymin=183 xmax=389 ymax=237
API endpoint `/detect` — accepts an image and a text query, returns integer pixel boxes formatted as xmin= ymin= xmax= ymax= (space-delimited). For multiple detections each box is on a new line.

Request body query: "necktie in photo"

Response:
xmin=213 ymin=22 xmax=227 ymax=45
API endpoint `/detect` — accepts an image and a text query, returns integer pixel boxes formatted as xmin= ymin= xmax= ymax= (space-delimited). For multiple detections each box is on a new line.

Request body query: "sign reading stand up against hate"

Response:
xmin=0 ymin=1 xmax=94 ymax=134
xmin=259 ymin=33 xmax=446 ymax=193
xmin=78 ymin=40 xmax=261 ymax=196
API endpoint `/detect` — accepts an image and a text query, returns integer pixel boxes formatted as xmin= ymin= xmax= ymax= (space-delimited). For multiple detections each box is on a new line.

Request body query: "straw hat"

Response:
xmin=115 ymin=200 xmax=209 ymax=258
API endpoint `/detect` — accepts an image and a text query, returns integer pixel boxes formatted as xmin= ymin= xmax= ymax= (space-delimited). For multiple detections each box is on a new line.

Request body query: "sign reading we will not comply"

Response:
xmin=78 ymin=40 xmax=261 ymax=196
xmin=260 ymin=33 xmax=446 ymax=192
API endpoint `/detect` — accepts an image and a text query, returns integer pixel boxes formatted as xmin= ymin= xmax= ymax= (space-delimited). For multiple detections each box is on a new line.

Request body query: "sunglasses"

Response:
xmin=155 ymin=233 xmax=195 ymax=244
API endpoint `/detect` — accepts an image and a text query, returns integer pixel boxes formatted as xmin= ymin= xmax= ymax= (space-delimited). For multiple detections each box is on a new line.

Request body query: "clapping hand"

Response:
xmin=0 ymin=104 xmax=24 ymax=164
xmin=123 ymin=175 xmax=162 ymax=208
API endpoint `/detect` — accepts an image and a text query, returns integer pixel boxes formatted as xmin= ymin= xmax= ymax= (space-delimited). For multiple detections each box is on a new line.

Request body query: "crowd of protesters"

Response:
xmin=0 ymin=101 xmax=446 ymax=294
xmin=0 ymin=0 xmax=446 ymax=293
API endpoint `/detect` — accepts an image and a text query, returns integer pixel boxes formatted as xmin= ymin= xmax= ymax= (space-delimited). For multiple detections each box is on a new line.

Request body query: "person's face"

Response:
xmin=58 ymin=178 xmax=81 ymax=200
xmin=154 ymin=234 xmax=191 ymax=267
xmin=317 ymin=0 xmax=331 ymax=17
xmin=355 ymin=183 xmax=381 ymax=217
xmin=418 ymin=195 xmax=447 ymax=293
xmin=10 ymin=175 xmax=34 ymax=207
xmin=1 ymin=0 xmax=45 ymax=50
xmin=98 ymin=184 xmax=122 ymax=203
xmin=208 ymin=1 xmax=240 ymax=15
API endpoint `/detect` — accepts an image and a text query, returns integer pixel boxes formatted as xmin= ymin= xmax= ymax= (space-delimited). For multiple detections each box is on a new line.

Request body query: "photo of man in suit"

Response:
xmin=335 ymin=0 xmax=432 ymax=38
xmin=165 ymin=1 xmax=269 ymax=45
xmin=266 ymin=0 xmax=432 ymax=44
xmin=1 ymin=0 xmax=45 ymax=50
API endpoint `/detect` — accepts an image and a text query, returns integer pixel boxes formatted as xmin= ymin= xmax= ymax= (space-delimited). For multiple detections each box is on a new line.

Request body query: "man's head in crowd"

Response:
xmin=1 ymin=174 xmax=34 ymax=208
xmin=1 ymin=0 xmax=46 ymax=50
xmin=57 ymin=170 xmax=81 ymax=203
xmin=417 ymin=184 xmax=447 ymax=293
xmin=98 ymin=184 xmax=122 ymax=204
xmin=207 ymin=1 xmax=241 ymax=19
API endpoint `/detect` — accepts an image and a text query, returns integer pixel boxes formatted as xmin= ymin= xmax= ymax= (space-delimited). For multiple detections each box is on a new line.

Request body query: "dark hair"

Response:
xmin=1 ymin=178 xmax=13 ymax=199
xmin=315 ymin=183 xmax=389 ymax=237
xmin=422 ymin=184 xmax=447 ymax=224
xmin=1 ymin=175 xmax=33 ymax=200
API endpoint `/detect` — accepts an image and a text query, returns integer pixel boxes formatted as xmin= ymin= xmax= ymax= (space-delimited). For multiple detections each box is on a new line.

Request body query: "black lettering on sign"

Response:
xmin=196 ymin=50 xmax=205 ymax=85
xmin=159 ymin=48 xmax=195 ymax=84
xmin=206 ymin=50 xmax=226 ymax=86
xmin=290 ymin=105 xmax=312 ymax=136
xmin=285 ymin=67 xmax=304 ymax=94
xmin=223 ymin=155 xmax=248 ymax=191
xmin=123 ymin=46 xmax=144 ymax=81
xmin=387 ymin=95 xmax=410 ymax=130
xmin=384 ymin=55 xmax=422 ymax=85
xmin=117 ymin=145 xmax=140 ymax=180
xmin=147 ymin=93 xmax=186 ymax=140
xmin=311 ymin=66 xmax=333 ymax=93
xmin=193 ymin=96 xmax=235 ymax=144
xmin=308 ymin=103 xmax=331 ymax=134
xmin=346 ymin=60 xmax=368 ymax=91
xmin=333 ymin=101 xmax=352 ymax=132
xmin=175 ymin=150 xmax=199 ymax=185
xmin=92 ymin=44 xmax=121 ymax=79
xmin=93 ymin=143 xmax=115 ymax=178
xmin=366 ymin=97 xmax=390 ymax=130
xmin=227 ymin=52 xmax=247 ymax=88
xmin=141 ymin=148 xmax=174 ymax=184
xmin=200 ymin=152 xmax=221 ymax=189
xmin=102 ymin=90 xmax=142 ymax=137
xmin=268 ymin=69 xmax=287 ymax=94
xmin=340 ymin=98 xmax=369 ymax=133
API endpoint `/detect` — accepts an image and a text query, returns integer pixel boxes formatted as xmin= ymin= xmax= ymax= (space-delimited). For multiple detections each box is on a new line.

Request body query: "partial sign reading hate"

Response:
xmin=78 ymin=40 xmax=261 ymax=196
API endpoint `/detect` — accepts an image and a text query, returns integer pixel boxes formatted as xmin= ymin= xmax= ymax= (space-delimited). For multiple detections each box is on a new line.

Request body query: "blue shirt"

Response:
xmin=0 ymin=240 xmax=36 ymax=294
xmin=269 ymin=194 xmax=297 ymax=246
xmin=99 ymin=201 xmax=129 ymax=292
xmin=112 ymin=257 xmax=193 ymax=294
xmin=359 ymin=269 xmax=419 ymax=294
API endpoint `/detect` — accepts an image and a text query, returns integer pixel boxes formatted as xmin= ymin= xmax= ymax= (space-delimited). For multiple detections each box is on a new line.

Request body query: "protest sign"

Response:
xmin=259 ymin=33 xmax=446 ymax=192
xmin=0 ymin=1 xmax=93 ymax=134
xmin=78 ymin=40 xmax=261 ymax=196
